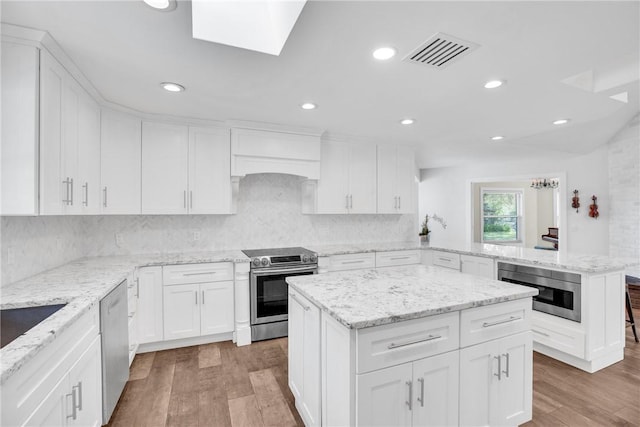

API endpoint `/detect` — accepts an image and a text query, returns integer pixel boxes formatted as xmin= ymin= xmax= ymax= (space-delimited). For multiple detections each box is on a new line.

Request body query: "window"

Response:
xmin=481 ymin=189 xmax=523 ymax=243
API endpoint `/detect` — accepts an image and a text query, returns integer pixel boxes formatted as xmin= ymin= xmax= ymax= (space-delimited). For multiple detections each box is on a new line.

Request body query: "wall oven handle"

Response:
xmin=482 ymin=316 xmax=521 ymax=328
xmin=289 ymin=293 xmax=310 ymax=311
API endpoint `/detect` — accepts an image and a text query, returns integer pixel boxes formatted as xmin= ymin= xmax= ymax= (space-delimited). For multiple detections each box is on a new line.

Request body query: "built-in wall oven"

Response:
xmin=498 ymin=262 xmax=581 ymax=322
xmin=242 ymin=247 xmax=318 ymax=341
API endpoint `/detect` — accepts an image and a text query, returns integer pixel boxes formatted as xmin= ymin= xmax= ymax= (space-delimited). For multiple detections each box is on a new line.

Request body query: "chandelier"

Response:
xmin=530 ymin=178 xmax=559 ymax=189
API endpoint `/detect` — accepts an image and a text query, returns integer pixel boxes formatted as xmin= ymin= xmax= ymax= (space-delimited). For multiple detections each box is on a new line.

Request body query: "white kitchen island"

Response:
xmin=286 ymin=265 xmax=538 ymax=427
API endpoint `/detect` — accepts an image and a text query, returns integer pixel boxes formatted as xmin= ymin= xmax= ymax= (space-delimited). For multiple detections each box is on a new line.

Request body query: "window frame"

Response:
xmin=480 ymin=188 xmax=524 ymax=244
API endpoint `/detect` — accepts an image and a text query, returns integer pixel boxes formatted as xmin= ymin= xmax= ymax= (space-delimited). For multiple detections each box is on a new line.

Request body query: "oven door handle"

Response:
xmin=252 ymin=267 xmax=318 ymax=276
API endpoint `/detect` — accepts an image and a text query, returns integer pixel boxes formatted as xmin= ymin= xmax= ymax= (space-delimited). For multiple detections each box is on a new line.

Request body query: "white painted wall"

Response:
xmin=419 ymin=145 xmax=610 ymax=255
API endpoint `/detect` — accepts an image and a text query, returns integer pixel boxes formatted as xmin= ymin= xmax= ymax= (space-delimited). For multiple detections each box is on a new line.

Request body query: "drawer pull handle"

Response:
xmin=533 ymin=330 xmax=550 ymax=337
xmin=289 ymin=293 xmax=311 ymax=311
xmin=342 ymin=260 xmax=365 ymax=264
xmin=502 ymin=353 xmax=510 ymax=378
xmin=183 ymin=271 xmax=217 ymax=276
xmin=388 ymin=334 xmax=441 ymax=350
xmin=438 ymin=257 xmax=452 ymax=262
xmin=390 ymin=256 xmax=410 ymax=261
xmin=417 ymin=377 xmax=425 ymax=407
xmin=406 ymin=380 xmax=413 ymax=410
xmin=482 ymin=316 xmax=521 ymax=328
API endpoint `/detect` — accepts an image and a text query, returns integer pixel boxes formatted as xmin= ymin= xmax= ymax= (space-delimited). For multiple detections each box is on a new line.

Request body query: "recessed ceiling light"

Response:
xmin=484 ymin=80 xmax=504 ymax=89
xmin=160 ymin=82 xmax=185 ymax=92
xmin=143 ymin=0 xmax=177 ymax=11
xmin=400 ymin=118 xmax=414 ymax=125
xmin=373 ymin=47 xmax=396 ymax=60
xmin=553 ymin=119 xmax=570 ymax=125
xmin=491 ymin=136 xmax=504 ymax=141
xmin=301 ymin=103 xmax=317 ymax=110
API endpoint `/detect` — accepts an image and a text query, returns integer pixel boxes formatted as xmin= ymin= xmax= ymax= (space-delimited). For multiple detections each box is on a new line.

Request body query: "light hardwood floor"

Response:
xmin=109 ymin=316 xmax=639 ymax=427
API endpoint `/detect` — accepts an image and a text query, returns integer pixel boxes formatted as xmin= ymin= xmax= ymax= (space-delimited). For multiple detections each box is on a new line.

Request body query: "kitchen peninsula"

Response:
xmin=286 ymin=265 xmax=538 ymax=427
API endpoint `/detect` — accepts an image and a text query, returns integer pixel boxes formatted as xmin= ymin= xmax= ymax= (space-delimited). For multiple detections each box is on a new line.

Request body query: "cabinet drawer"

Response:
xmin=375 ymin=250 xmax=420 ymax=268
xmin=432 ymin=251 xmax=461 ymax=270
xmin=329 ymin=253 xmax=376 ymax=272
xmin=532 ymin=312 xmax=585 ymax=358
xmin=356 ymin=311 xmax=459 ymax=374
xmin=163 ymin=262 xmax=234 ymax=284
xmin=460 ymin=298 xmax=531 ymax=347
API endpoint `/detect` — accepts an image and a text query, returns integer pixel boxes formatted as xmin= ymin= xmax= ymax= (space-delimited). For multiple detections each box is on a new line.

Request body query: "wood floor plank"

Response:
xmin=107 ymin=378 xmax=148 ymax=427
xmin=134 ymin=362 xmax=175 ymax=427
xmin=249 ymin=369 xmax=298 ymax=427
xmin=228 ymin=395 xmax=264 ymax=427
xmin=199 ymin=342 xmax=222 ymax=368
xmin=219 ymin=341 xmax=255 ymax=400
xmin=615 ymin=405 xmax=640 ymax=425
xmin=166 ymin=391 xmax=199 ymax=427
xmin=199 ymin=389 xmax=232 ymax=427
xmin=129 ymin=352 xmax=155 ymax=380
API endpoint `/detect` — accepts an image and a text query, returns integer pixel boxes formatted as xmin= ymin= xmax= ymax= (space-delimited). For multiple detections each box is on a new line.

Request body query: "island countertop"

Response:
xmin=286 ymin=264 xmax=538 ymax=329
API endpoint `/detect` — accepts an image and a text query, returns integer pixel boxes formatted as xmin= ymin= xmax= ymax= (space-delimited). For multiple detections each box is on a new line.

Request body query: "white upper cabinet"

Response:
xmin=315 ymin=140 xmax=376 ymax=214
xmin=100 ymin=109 xmax=142 ymax=214
xmin=1 ymin=41 xmax=39 ymax=216
xmin=40 ymin=49 xmax=101 ymax=215
xmin=377 ymin=145 xmax=415 ymax=214
xmin=141 ymin=122 xmax=189 ymax=214
xmin=188 ymin=127 xmax=233 ymax=214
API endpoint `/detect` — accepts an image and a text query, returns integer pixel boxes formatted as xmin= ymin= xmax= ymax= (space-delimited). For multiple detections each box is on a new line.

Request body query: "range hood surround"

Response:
xmin=230 ymin=124 xmax=323 ymax=180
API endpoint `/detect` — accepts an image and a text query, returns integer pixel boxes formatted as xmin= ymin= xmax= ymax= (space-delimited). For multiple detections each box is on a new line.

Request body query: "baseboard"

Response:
xmin=534 ymin=343 xmax=623 ymax=373
xmin=137 ymin=332 xmax=234 ymax=353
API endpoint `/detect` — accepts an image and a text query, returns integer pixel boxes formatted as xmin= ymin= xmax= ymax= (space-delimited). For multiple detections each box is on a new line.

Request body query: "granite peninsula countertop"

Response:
xmin=424 ymin=242 xmax=639 ymax=274
xmin=307 ymin=241 xmax=422 ymax=256
xmin=0 ymin=250 xmax=249 ymax=385
xmin=286 ymin=264 xmax=538 ymax=329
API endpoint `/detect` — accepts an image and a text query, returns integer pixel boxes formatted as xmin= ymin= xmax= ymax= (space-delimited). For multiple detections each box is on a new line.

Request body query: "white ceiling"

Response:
xmin=2 ymin=1 xmax=639 ymax=168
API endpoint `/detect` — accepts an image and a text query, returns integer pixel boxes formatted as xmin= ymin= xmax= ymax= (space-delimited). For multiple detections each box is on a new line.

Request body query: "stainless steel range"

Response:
xmin=242 ymin=247 xmax=318 ymax=341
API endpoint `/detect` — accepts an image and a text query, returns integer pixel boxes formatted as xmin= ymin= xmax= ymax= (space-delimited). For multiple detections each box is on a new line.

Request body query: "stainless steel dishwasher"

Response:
xmin=100 ymin=280 xmax=129 ymax=424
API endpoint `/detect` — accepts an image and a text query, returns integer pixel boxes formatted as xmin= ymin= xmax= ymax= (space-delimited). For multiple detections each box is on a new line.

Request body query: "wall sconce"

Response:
xmin=530 ymin=178 xmax=559 ymax=189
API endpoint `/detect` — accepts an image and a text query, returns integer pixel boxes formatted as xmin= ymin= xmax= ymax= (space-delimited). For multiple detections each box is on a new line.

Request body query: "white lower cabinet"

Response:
xmin=200 ymin=281 xmax=236 ymax=335
xmin=357 ymin=350 xmax=459 ymax=427
xmin=460 ymin=255 xmax=495 ymax=279
xmin=137 ymin=266 xmax=164 ymax=344
xmin=460 ymin=331 xmax=532 ymax=427
xmin=288 ymin=290 xmax=321 ymax=427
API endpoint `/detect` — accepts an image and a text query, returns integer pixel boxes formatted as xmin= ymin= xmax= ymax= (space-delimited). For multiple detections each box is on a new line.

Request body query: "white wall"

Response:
xmin=1 ymin=173 xmax=416 ymax=285
xmin=419 ymin=145 xmax=610 ymax=255
xmin=608 ymin=115 xmax=640 ymax=275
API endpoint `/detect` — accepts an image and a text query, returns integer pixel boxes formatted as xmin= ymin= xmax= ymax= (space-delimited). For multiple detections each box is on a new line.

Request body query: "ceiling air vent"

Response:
xmin=404 ymin=32 xmax=479 ymax=69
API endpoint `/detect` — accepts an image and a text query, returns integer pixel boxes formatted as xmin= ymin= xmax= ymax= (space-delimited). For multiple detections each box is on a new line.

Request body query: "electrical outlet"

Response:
xmin=193 ymin=231 xmax=201 ymax=241
xmin=7 ymin=247 xmax=15 ymax=265
xmin=115 ymin=233 xmax=124 ymax=247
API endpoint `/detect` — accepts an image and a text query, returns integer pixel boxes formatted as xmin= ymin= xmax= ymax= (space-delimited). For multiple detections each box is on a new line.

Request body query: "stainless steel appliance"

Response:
xmin=242 ymin=247 xmax=318 ymax=341
xmin=498 ymin=262 xmax=581 ymax=322
xmin=100 ymin=280 xmax=129 ymax=424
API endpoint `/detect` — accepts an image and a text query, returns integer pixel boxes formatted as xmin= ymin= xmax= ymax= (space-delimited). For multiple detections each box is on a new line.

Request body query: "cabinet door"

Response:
xmin=163 ymin=283 xmax=200 ymax=340
xmin=288 ymin=292 xmax=304 ymax=401
xmin=61 ymin=76 xmax=82 ymax=215
xmin=348 ymin=143 xmax=377 ymax=214
xmin=39 ymin=49 xmax=65 ymax=215
xmin=356 ymin=363 xmax=412 ymax=427
xmin=200 ymin=281 xmax=235 ymax=335
xmin=459 ymin=339 xmax=499 ymax=427
xmin=498 ymin=332 xmax=532 ymax=426
xmin=412 ymin=351 xmax=459 ymax=427
xmin=316 ymin=141 xmax=349 ymax=214
xmin=100 ymin=110 xmax=141 ymax=214
xmin=68 ymin=336 xmax=102 ymax=427
xmin=376 ymin=145 xmax=397 ymax=214
xmin=141 ymin=122 xmax=188 ymax=214
xmin=188 ymin=127 xmax=232 ymax=214
xmin=137 ymin=267 xmax=164 ymax=344
xmin=301 ymin=293 xmax=321 ymax=427
xmin=395 ymin=146 xmax=415 ymax=214
xmin=23 ymin=375 xmax=68 ymax=427
xmin=77 ymin=94 xmax=101 ymax=214
xmin=1 ymin=42 xmax=39 ymax=215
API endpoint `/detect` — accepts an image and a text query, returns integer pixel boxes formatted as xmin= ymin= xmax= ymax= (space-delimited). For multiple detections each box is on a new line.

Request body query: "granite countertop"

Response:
xmin=286 ymin=264 xmax=538 ymax=329
xmin=424 ymin=242 xmax=639 ymax=274
xmin=0 ymin=250 xmax=249 ymax=385
xmin=307 ymin=241 xmax=422 ymax=257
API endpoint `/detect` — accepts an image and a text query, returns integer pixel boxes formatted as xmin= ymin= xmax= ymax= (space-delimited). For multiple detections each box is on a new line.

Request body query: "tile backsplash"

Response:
xmin=1 ymin=174 xmax=416 ymax=285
